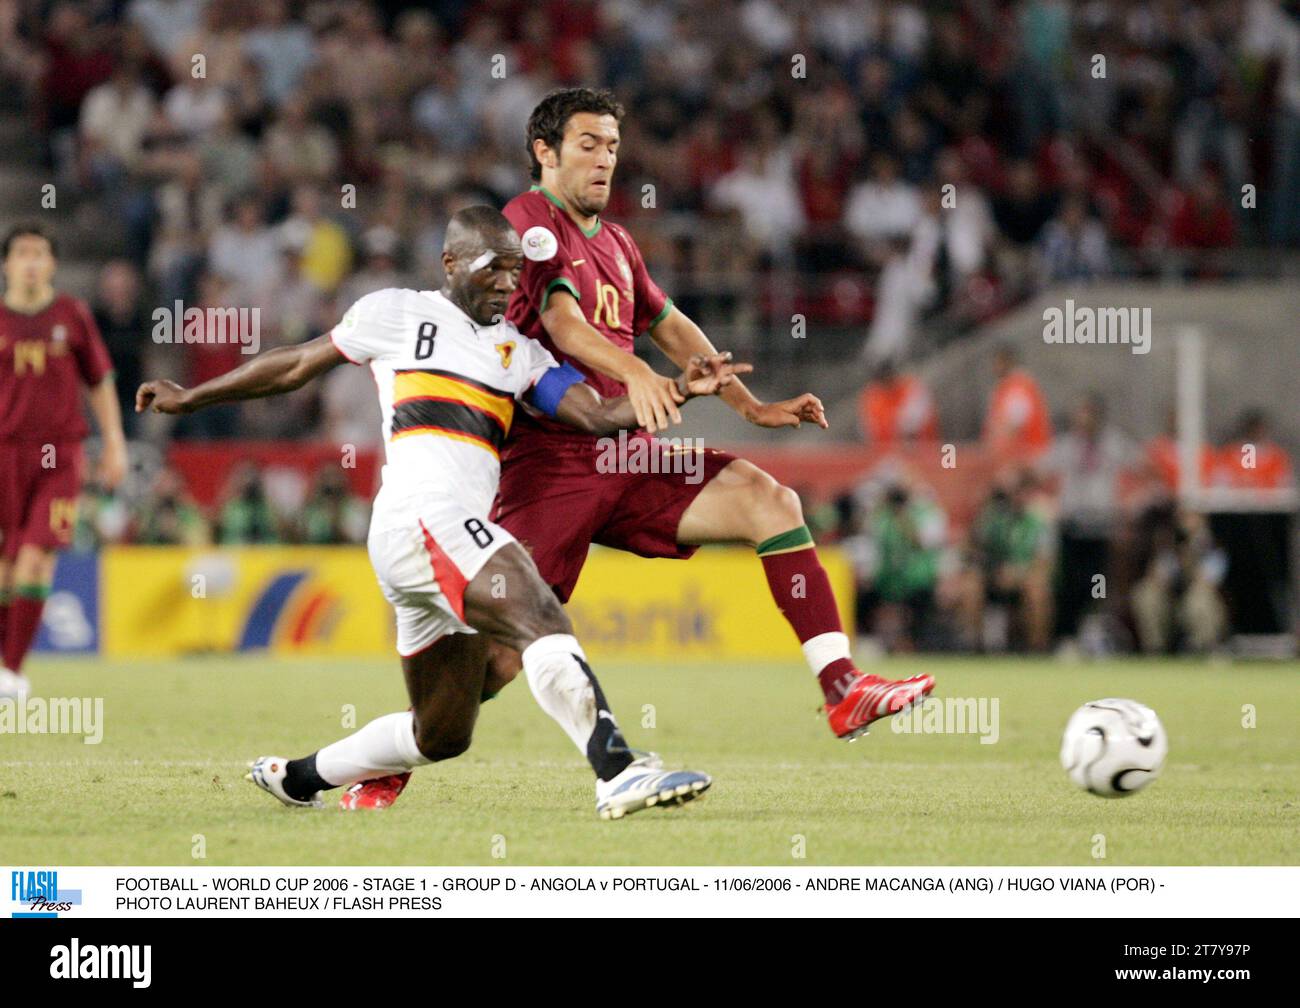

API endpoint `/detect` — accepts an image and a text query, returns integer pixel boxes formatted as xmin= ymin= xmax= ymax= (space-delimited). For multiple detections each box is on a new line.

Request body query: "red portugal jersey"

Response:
xmin=0 ymin=292 xmax=113 ymax=443
xmin=503 ymin=186 xmax=672 ymax=443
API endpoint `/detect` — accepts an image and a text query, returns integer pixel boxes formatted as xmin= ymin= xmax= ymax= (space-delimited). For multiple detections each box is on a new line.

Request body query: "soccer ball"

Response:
xmin=1060 ymin=698 xmax=1167 ymax=798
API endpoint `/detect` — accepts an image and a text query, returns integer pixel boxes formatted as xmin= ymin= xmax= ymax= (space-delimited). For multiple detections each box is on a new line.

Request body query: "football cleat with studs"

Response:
xmin=826 ymin=672 xmax=936 ymax=741
xmin=245 ymin=756 xmax=323 ymax=808
xmin=339 ymin=772 xmax=410 ymax=810
xmin=595 ymin=753 xmax=711 ymax=820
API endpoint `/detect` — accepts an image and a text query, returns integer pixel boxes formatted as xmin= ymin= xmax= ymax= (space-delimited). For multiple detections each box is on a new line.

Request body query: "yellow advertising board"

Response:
xmin=101 ymin=546 xmax=392 ymax=657
xmin=567 ymin=545 xmax=855 ymax=661
xmin=99 ymin=545 xmax=854 ymax=660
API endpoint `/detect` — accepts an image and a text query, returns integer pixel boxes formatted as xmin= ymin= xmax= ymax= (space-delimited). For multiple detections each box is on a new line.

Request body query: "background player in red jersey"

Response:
xmin=0 ymin=224 xmax=127 ymax=699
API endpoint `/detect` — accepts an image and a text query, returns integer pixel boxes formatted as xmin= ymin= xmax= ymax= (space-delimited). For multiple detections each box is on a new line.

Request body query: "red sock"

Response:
xmin=757 ymin=527 xmax=859 ymax=704
xmin=0 ymin=598 xmax=9 ymax=661
xmin=4 ymin=589 xmax=47 ymax=673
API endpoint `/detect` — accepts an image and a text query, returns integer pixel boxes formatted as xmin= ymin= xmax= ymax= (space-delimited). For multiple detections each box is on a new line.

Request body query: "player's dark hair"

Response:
xmin=2 ymin=221 xmax=57 ymax=260
xmin=526 ymin=87 xmax=625 ymax=181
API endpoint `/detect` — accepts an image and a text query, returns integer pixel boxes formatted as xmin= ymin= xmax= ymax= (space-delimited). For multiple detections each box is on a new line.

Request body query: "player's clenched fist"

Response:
xmin=135 ymin=379 xmax=193 ymax=414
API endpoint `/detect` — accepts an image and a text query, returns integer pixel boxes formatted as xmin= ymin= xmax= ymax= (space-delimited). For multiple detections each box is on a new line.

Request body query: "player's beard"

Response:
xmin=573 ymin=183 xmax=610 ymax=218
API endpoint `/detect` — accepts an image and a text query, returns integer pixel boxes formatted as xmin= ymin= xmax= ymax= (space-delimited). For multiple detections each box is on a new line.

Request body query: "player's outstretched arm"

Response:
xmin=135 ymin=335 xmax=347 ymax=414
xmin=649 ymin=305 xmax=828 ymax=430
xmin=542 ymin=290 xmax=685 ymax=433
xmin=552 ymin=352 xmax=750 ymax=436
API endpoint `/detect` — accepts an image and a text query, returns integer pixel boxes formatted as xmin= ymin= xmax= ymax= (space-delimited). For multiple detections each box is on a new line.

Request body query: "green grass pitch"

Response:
xmin=2 ymin=655 xmax=1297 ymax=866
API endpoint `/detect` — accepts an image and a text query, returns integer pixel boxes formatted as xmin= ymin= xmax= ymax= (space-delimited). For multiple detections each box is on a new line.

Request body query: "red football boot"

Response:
xmin=339 ymin=772 xmax=411 ymax=810
xmin=826 ymin=672 xmax=935 ymax=740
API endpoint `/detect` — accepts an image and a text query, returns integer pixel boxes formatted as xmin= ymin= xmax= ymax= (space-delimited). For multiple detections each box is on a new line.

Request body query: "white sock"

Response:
xmin=801 ymin=630 xmax=852 ymax=675
xmin=314 ymin=711 xmax=430 ymax=787
xmin=521 ymin=633 xmax=633 ymax=780
xmin=521 ymin=633 xmax=596 ymax=753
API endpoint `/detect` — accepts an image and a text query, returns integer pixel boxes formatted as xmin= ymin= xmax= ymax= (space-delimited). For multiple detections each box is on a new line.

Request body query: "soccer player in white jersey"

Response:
xmin=137 ymin=205 xmax=746 ymax=819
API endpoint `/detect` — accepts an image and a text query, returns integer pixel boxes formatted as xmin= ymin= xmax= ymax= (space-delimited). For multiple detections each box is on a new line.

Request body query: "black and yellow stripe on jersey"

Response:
xmin=391 ymin=368 xmax=515 ymax=455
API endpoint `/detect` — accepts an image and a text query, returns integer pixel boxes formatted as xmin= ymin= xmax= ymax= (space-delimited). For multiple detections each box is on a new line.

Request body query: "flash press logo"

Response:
xmin=50 ymin=939 xmax=152 ymax=988
xmin=10 ymin=870 xmax=81 ymax=917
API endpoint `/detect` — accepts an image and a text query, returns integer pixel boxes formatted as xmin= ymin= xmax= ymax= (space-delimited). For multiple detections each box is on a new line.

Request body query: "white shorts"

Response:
xmin=368 ymin=493 xmax=515 ymax=657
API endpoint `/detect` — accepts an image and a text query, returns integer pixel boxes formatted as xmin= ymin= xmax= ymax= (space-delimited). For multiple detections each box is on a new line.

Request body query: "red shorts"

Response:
xmin=492 ymin=434 xmax=737 ymax=601
xmin=0 ymin=441 xmax=84 ymax=560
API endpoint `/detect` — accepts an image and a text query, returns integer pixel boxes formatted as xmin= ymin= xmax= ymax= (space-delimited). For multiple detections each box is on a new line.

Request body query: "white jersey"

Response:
xmin=329 ymin=288 xmax=558 ymax=518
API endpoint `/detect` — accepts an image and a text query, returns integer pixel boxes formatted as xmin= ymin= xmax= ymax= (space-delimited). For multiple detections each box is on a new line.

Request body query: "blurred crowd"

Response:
xmin=0 ymin=0 xmax=1297 ymax=440
xmin=75 ymin=459 xmax=371 ymax=547
xmin=1 ymin=0 xmax=1295 ymax=647
xmin=816 ymin=346 xmax=1295 ymax=654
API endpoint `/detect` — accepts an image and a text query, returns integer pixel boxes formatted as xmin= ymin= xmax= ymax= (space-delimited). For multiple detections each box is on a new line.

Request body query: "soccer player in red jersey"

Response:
xmin=493 ymin=88 xmax=933 ymax=744
xmin=0 ymin=224 xmax=127 ymax=699
xmin=350 ymin=89 xmax=934 ymax=809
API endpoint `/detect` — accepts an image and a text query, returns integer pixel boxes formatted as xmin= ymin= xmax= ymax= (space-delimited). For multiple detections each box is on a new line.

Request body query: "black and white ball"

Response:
xmin=1060 ymin=698 xmax=1167 ymax=797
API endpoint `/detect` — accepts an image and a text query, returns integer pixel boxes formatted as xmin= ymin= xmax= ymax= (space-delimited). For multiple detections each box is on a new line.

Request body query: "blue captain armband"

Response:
xmin=528 ymin=362 xmax=586 ymax=417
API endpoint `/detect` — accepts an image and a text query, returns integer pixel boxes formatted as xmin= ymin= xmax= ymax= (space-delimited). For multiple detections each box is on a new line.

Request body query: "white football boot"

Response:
xmin=245 ymin=756 xmax=323 ymax=808
xmin=0 ymin=668 xmax=31 ymax=702
xmin=595 ymin=753 xmax=712 ymax=820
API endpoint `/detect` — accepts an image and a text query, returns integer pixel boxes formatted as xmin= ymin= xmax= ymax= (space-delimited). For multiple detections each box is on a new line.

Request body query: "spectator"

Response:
xmin=983 ymin=344 xmax=1053 ymax=461
xmin=162 ymin=60 xmax=227 ymax=138
xmin=173 ymin=271 xmax=244 ymax=440
xmin=206 ymin=193 xmax=283 ymax=305
xmin=1041 ymin=393 xmax=1136 ymax=650
xmin=710 ymin=113 xmax=805 ymax=258
xmin=135 ymin=468 xmax=209 ymax=546
xmin=266 ymin=222 xmax=325 ymax=346
xmin=281 ymin=184 xmax=352 ymax=295
xmin=1212 ymin=409 xmax=1295 ymax=490
xmin=176 ymin=2 xmax=252 ymax=92
xmin=844 ymin=151 xmax=921 ymax=249
xmin=262 ymin=94 xmax=340 ymax=184
xmin=127 ymin=0 xmax=206 ymax=60
xmin=1165 ymin=165 xmax=1236 ymax=277
xmin=298 ymin=466 xmax=368 ymax=545
xmin=862 ymin=480 xmax=947 ymax=652
xmin=958 ymin=470 xmax=1053 ymax=652
xmin=243 ymin=0 xmax=316 ymax=108
xmin=338 ymin=226 xmax=405 ymax=311
xmin=1039 ymin=194 xmax=1110 ymax=284
xmin=934 ymin=148 xmax=996 ymax=285
xmin=1143 ymin=407 xmax=1214 ymax=496
xmin=862 ymin=183 xmax=942 ymax=363
xmin=92 ymin=260 xmax=150 ymax=437
xmin=196 ymin=103 xmax=259 ymax=199
xmin=1131 ymin=508 xmax=1227 ymax=654
xmin=992 ymin=160 xmax=1058 ymax=248
xmin=41 ymin=3 xmax=115 ymax=174
xmin=858 ymin=359 xmax=939 ymax=447
xmin=78 ymin=60 xmax=156 ymax=188
xmin=217 ymin=464 xmax=279 ymax=544
xmin=149 ymin=150 xmax=222 ymax=302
